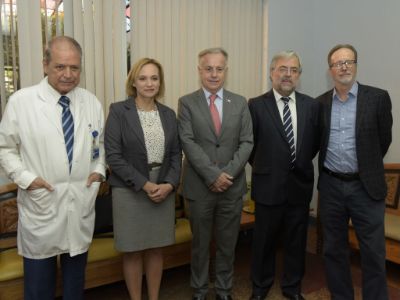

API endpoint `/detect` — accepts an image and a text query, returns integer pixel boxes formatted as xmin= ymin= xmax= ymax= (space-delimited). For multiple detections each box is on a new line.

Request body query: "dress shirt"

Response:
xmin=137 ymin=109 xmax=165 ymax=163
xmin=324 ymin=82 xmax=358 ymax=173
xmin=273 ymin=89 xmax=297 ymax=147
xmin=203 ymin=87 xmax=223 ymax=121
xmin=46 ymin=79 xmax=77 ymax=120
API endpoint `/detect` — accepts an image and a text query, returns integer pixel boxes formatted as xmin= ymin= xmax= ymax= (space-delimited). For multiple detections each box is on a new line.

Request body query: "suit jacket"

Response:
xmin=178 ymin=89 xmax=253 ymax=200
xmin=248 ymin=90 xmax=320 ymax=205
xmin=317 ymin=83 xmax=392 ymax=200
xmin=104 ymin=98 xmax=182 ymax=191
xmin=0 ymin=77 xmax=106 ymax=258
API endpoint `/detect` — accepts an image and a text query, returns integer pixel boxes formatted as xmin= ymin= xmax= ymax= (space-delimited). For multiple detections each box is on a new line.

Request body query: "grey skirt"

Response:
xmin=112 ymin=169 xmax=175 ymax=252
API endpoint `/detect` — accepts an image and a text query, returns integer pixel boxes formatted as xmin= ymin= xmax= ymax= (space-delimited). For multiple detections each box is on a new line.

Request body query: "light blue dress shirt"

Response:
xmin=324 ymin=82 xmax=359 ymax=173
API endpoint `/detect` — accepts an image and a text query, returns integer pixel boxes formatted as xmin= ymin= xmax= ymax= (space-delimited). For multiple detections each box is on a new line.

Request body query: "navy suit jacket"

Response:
xmin=104 ymin=98 xmax=182 ymax=191
xmin=317 ymin=83 xmax=392 ymax=200
xmin=248 ymin=90 xmax=320 ymax=205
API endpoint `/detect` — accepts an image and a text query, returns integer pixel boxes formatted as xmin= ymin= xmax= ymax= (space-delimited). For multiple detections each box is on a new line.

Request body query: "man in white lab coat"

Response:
xmin=0 ymin=36 xmax=106 ymax=300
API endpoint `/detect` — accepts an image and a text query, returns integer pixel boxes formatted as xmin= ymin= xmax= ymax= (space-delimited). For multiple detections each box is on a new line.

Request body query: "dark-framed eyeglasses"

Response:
xmin=330 ymin=60 xmax=357 ymax=69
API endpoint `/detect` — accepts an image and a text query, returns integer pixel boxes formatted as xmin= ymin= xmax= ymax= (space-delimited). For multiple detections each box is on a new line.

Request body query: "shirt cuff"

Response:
xmin=13 ymin=170 xmax=37 ymax=189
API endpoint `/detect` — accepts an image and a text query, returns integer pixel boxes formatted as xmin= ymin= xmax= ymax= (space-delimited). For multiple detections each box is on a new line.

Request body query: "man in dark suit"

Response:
xmin=248 ymin=50 xmax=320 ymax=300
xmin=317 ymin=44 xmax=392 ymax=300
xmin=178 ymin=47 xmax=253 ymax=300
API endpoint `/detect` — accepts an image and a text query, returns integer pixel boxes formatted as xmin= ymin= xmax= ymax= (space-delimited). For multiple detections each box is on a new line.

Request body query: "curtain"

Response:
xmin=63 ymin=0 xmax=127 ymax=115
xmin=13 ymin=0 xmax=127 ymax=116
xmin=2 ymin=0 xmax=268 ymax=115
xmin=130 ymin=0 xmax=266 ymax=110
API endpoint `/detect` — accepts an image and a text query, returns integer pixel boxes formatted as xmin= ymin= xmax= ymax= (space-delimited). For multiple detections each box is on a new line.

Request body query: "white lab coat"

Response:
xmin=0 ymin=78 xmax=106 ymax=259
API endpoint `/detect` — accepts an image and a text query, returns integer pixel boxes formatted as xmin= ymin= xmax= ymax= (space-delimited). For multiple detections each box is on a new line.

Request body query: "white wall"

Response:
xmin=267 ymin=0 xmax=400 ymax=212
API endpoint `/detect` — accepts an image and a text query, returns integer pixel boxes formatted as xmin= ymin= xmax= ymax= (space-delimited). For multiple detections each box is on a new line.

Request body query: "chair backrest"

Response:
xmin=0 ymin=183 xmax=18 ymax=250
xmin=384 ymin=163 xmax=400 ymax=216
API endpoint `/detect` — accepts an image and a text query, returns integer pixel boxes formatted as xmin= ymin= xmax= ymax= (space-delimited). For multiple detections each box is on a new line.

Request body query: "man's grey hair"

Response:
xmin=198 ymin=47 xmax=228 ymax=62
xmin=270 ymin=50 xmax=302 ymax=73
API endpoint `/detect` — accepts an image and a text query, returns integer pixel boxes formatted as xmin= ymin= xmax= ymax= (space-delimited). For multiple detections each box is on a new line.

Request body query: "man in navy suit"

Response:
xmin=248 ymin=50 xmax=320 ymax=300
xmin=317 ymin=44 xmax=392 ymax=300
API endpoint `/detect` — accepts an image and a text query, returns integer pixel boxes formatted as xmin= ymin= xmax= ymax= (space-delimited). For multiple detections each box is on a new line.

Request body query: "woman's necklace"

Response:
xmin=136 ymin=104 xmax=157 ymax=112
xmin=137 ymin=106 xmax=158 ymax=128
xmin=135 ymin=97 xmax=157 ymax=112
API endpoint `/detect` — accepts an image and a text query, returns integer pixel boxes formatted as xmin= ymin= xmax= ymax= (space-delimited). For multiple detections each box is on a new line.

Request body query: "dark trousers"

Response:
xmin=187 ymin=194 xmax=243 ymax=297
xmin=23 ymin=252 xmax=88 ymax=300
xmin=319 ymin=172 xmax=388 ymax=300
xmin=251 ymin=201 xmax=309 ymax=297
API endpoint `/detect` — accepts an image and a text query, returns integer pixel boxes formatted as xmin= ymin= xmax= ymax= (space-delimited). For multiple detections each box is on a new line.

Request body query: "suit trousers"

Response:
xmin=23 ymin=252 xmax=88 ymax=300
xmin=187 ymin=193 xmax=243 ymax=296
xmin=251 ymin=201 xmax=309 ymax=297
xmin=319 ymin=172 xmax=388 ymax=300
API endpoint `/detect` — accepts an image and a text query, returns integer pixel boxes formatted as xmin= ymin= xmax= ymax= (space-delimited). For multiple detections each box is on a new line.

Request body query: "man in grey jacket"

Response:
xmin=178 ymin=47 xmax=253 ymax=300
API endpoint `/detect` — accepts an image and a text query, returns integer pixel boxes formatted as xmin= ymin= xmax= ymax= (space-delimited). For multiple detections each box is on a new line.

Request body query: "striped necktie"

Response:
xmin=59 ymin=96 xmax=74 ymax=173
xmin=282 ymin=97 xmax=296 ymax=169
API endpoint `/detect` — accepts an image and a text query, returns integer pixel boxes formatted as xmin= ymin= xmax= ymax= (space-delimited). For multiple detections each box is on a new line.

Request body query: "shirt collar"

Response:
xmin=203 ymin=87 xmax=224 ymax=101
xmin=333 ymin=81 xmax=358 ymax=100
xmin=273 ymin=89 xmax=296 ymax=104
xmin=44 ymin=77 xmax=76 ymax=105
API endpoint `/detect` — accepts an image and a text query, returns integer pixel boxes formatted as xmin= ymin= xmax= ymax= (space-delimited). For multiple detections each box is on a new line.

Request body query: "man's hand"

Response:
xmin=209 ymin=172 xmax=233 ymax=193
xmin=27 ymin=177 xmax=54 ymax=191
xmin=86 ymin=172 xmax=103 ymax=187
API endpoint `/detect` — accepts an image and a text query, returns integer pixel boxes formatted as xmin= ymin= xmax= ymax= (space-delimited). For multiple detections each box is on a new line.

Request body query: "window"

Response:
xmin=0 ymin=0 xmax=65 ymax=114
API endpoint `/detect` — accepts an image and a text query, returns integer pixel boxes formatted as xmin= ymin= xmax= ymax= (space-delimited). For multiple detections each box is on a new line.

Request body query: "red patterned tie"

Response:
xmin=209 ymin=94 xmax=221 ymax=135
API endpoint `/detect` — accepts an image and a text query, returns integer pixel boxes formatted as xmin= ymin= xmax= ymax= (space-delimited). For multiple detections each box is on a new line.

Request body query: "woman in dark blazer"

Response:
xmin=104 ymin=58 xmax=181 ymax=300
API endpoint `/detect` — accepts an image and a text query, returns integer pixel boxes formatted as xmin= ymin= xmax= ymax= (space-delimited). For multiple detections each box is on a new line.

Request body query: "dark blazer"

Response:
xmin=104 ymin=97 xmax=182 ymax=191
xmin=178 ymin=89 xmax=253 ymax=200
xmin=317 ymin=83 xmax=392 ymax=200
xmin=248 ymin=90 xmax=320 ymax=205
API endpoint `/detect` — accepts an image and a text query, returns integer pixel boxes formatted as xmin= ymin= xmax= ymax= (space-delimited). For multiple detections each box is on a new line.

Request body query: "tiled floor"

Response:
xmin=82 ymin=224 xmax=400 ymax=300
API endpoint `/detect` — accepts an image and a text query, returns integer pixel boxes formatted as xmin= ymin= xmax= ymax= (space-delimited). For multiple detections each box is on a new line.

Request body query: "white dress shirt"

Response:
xmin=273 ymin=89 xmax=297 ymax=147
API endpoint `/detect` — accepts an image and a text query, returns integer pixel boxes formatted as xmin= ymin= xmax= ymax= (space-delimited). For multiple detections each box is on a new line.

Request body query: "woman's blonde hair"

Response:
xmin=126 ymin=58 xmax=165 ymax=100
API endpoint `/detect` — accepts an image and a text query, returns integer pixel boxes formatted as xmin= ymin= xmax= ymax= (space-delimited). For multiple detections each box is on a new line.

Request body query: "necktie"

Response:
xmin=59 ymin=96 xmax=74 ymax=173
xmin=282 ymin=97 xmax=296 ymax=169
xmin=209 ymin=94 xmax=221 ymax=135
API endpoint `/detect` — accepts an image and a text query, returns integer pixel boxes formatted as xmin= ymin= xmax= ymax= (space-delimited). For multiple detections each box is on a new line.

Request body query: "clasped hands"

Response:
xmin=143 ymin=182 xmax=173 ymax=203
xmin=209 ymin=172 xmax=233 ymax=193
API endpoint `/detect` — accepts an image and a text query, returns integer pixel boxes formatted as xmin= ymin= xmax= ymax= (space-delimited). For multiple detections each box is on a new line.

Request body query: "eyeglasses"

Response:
xmin=330 ymin=60 xmax=357 ymax=69
xmin=201 ymin=66 xmax=226 ymax=74
xmin=276 ymin=66 xmax=300 ymax=75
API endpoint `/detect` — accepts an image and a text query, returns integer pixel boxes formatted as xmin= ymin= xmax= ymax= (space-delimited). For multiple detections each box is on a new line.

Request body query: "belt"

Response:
xmin=148 ymin=162 xmax=162 ymax=171
xmin=322 ymin=167 xmax=359 ymax=181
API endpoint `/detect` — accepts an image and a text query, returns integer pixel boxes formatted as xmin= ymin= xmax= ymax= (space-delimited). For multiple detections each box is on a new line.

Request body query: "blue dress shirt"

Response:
xmin=324 ymin=82 xmax=359 ymax=173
